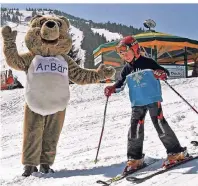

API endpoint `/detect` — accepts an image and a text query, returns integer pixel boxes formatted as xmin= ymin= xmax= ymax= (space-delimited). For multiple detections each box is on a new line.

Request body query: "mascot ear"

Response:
xmin=29 ymin=15 xmax=43 ymax=24
xmin=59 ymin=16 xmax=70 ymax=29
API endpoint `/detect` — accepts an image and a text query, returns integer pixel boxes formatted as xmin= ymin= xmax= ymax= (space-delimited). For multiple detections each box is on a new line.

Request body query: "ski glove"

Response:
xmin=154 ymin=70 xmax=168 ymax=80
xmin=104 ymin=85 xmax=116 ymax=97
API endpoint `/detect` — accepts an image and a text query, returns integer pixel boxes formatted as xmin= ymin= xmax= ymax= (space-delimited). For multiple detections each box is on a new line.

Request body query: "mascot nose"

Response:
xmin=46 ymin=21 xmax=56 ymax=28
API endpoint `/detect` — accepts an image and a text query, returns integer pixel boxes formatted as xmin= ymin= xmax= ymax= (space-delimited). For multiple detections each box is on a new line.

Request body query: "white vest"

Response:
xmin=25 ymin=55 xmax=70 ymax=116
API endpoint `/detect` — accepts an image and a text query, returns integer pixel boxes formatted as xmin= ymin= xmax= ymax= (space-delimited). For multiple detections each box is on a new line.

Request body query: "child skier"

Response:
xmin=104 ymin=36 xmax=188 ymax=175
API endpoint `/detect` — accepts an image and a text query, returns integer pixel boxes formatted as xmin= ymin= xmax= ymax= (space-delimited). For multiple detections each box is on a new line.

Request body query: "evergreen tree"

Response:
xmin=1 ymin=12 xmax=5 ymax=26
xmin=7 ymin=13 xmax=11 ymax=21
xmin=67 ymin=44 xmax=82 ymax=66
xmin=67 ymin=32 xmax=82 ymax=66
xmin=3 ymin=13 xmax=6 ymax=21
xmin=15 ymin=15 xmax=20 ymax=23
xmin=11 ymin=14 xmax=16 ymax=22
xmin=32 ymin=10 xmax=37 ymax=17
xmin=1 ymin=7 xmax=7 ymax=11
xmin=0 ymin=7 xmax=144 ymax=68
xmin=16 ymin=9 xmax=20 ymax=16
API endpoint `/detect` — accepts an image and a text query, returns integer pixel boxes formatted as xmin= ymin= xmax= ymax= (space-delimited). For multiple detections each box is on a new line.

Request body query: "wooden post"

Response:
xmin=184 ymin=47 xmax=188 ymax=78
xmin=154 ymin=45 xmax=157 ymax=63
xmin=192 ymin=57 xmax=198 ymax=77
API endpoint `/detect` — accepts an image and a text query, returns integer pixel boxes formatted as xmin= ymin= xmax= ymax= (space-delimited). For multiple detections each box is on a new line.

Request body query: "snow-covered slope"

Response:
xmin=91 ymin=28 xmax=122 ymax=41
xmin=70 ymin=25 xmax=85 ymax=67
xmin=1 ymin=77 xmax=198 ymax=186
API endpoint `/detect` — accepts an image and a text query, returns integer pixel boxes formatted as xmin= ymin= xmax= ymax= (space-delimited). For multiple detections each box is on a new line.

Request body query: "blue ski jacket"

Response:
xmin=114 ymin=55 xmax=169 ymax=107
xmin=116 ymin=69 xmax=162 ymax=107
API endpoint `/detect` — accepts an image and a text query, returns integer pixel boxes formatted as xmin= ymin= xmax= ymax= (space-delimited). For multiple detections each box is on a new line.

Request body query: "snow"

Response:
xmin=1 ymin=74 xmax=198 ymax=186
xmin=19 ymin=10 xmax=32 ymax=19
xmin=70 ymin=25 xmax=86 ymax=67
xmin=91 ymin=28 xmax=123 ymax=42
xmin=0 ymin=78 xmax=198 ymax=186
xmin=1 ymin=11 xmax=198 ymax=186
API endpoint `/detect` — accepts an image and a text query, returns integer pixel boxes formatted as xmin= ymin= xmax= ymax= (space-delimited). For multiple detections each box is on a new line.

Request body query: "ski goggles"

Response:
xmin=115 ymin=45 xmax=130 ymax=55
xmin=116 ymin=40 xmax=138 ymax=54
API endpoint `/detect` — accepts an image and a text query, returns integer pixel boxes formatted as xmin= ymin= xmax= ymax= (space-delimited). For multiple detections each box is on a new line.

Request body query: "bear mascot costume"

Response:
xmin=1 ymin=15 xmax=115 ymax=176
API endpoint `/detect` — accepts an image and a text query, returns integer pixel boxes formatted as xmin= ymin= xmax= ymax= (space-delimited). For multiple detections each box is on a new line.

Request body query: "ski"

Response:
xmin=191 ymin=141 xmax=198 ymax=146
xmin=96 ymin=158 xmax=159 ymax=186
xmin=126 ymin=154 xmax=198 ymax=184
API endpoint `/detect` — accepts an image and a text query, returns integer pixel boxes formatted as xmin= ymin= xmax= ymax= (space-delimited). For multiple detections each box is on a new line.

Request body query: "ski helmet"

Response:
xmin=116 ymin=36 xmax=140 ymax=59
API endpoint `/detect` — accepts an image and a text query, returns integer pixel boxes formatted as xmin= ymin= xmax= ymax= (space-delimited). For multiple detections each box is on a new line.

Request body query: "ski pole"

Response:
xmin=94 ymin=96 xmax=109 ymax=164
xmin=164 ymin=80 xmax=198 ymax=115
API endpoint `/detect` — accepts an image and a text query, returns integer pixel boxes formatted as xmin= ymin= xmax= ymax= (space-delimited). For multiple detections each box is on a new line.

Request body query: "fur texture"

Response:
xmin=1 ymin=15 xmax=115 ymax=166
xmin=22 ymin=104 xmax=65 ymax=165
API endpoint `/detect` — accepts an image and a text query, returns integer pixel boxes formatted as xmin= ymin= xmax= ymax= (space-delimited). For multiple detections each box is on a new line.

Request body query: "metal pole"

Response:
xmin=94 ymin=96 xmax=109 ymax=163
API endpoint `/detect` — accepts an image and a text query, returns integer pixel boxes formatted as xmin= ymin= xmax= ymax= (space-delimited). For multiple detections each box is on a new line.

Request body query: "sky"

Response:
xmin=1 ymin=3 xmax=198 ymax=40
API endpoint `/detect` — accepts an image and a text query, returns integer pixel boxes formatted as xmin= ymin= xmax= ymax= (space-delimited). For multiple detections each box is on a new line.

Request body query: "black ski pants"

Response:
xmin=127 ymin=102 xmax=183 ymax=159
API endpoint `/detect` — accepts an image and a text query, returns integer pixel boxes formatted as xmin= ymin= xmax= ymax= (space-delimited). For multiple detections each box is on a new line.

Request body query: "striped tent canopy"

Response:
xmin=93 ymin=30 xmax=198 ymax=66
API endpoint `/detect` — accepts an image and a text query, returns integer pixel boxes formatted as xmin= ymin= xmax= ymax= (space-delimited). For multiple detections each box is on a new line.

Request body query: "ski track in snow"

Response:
xmin=1 ymin=79 xmax=198 ymax=186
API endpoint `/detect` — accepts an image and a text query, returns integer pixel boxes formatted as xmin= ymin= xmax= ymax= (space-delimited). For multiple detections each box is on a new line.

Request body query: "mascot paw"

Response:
xmin=1 ymin=26 xmax=17 ymax=41
xmin=97 ymin=64 xmax=116 ymax=79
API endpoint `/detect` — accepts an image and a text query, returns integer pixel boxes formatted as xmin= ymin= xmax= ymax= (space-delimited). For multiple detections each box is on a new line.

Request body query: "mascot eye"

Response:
xmin=59 ymin=36 xmax=64 ymax=39
xmin=57 ymin=21 xmax=62 ymax=27
xmin=36 ymin=31 xmax=40 ymax=36
xmin=40 ymin=19 xmax=46 ymax=26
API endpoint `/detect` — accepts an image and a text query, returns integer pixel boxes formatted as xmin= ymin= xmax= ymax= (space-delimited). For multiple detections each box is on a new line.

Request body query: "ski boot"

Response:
xmin=123 ymin=156 xmax=144 ymax=175
xmin=39 ymin=164 xmax=55 ymax=174
xmin=22 ymin=165 xmax=38 ymax=177
xmin=163 ymin=147 xmax=189 ymax=168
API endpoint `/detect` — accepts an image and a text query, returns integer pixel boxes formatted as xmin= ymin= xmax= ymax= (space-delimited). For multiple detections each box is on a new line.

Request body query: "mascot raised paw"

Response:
xmin=1 ymin=15 xmax=115 ymax=177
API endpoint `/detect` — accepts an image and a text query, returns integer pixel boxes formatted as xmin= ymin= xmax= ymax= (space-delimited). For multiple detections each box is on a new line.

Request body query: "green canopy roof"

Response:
xmin=93 ymin=30 xmax=198 ymax=64
xmin=93 ymin=31 xmax=198 ymax=56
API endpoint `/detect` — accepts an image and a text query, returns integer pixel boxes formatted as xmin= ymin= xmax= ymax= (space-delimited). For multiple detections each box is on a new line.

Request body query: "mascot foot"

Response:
xmin=22 ymin=165 xmax=38 ymax=177
xmin=40 ymin=164 xmax=54 ymax=173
